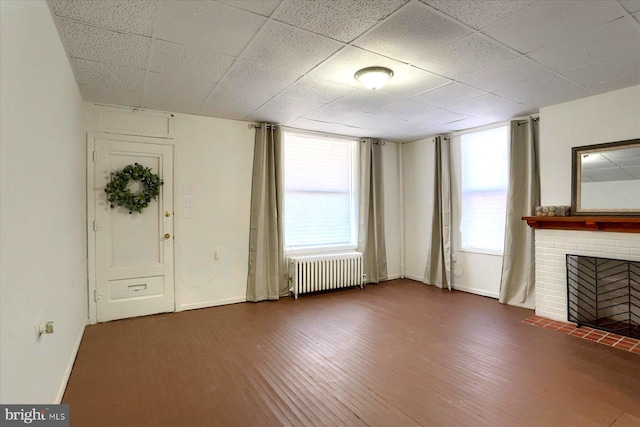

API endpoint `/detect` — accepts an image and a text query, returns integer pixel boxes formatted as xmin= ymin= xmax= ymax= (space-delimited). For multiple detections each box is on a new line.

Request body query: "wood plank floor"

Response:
xmin=63 ymin=279 xmax=640 ymax=426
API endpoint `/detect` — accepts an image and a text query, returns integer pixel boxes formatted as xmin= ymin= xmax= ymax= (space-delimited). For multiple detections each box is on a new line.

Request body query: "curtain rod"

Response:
xmin=248 ymin=123 xmax=276 ymax=129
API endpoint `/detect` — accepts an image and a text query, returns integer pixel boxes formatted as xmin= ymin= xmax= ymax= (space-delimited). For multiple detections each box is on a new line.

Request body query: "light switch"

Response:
xmin=182 ymin=195 xmax=194 ymax=207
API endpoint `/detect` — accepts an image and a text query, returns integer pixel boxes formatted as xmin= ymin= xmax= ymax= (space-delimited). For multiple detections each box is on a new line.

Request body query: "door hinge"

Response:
xmin=92 ymin=151 xmax=96 ymax=162
xmin=93 ymin=221 xmax=97 ymax=231
xmin=94 ymin=290 xmax=103 ymax=302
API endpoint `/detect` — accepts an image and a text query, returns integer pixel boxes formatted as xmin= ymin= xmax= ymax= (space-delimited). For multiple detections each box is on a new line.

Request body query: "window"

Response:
xmin=283 ymin=131 xmax=358 ymax=252
xmin=460 ymin=126 xmax=509 ymax=253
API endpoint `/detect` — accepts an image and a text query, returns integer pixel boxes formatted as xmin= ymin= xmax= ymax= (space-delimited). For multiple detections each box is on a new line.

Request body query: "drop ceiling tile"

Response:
xmin=409 ymin=82 xmax=487 ymax=109
xmin=448 ymin=94 xmax=533 ymax=122
xmin=623 ymin=166 xmax=640 ymax=178
xmin=619 ymin=1 xmax=640 ymax=14
xmin=50 ymin=0 xmax=68 ymax=16
xmin=445 ymin=116 xmax=495 ymax=132
xmin=308 ymin=89 xmax=400 ymax=117
xmin=563 ymin=51 xmax=640 ymax=90
xmin=58 ymin=0 xmax=157 ymax=36
xmin=309 ymin=46 xmax=450 ymax=95
xmin=143 ymin=72 xmax=215 ymax=114
xmin=59 ymin=19 xmax=151 ymax=69
xmin=288 ymin=118 xmax=368 ymax=138
xmin=353 ymin=2 xmax=471 ymax=64
xmin=458 ymin=56 xmax=553 ymax=93
xmin=199 ymin=84 xmax=275 ymax=120
xmin=420 ymin=0 xmax=535 ymax=30
xmin=71 ymin=58 xmax=145 ymax=91
xmin=246 ymin=95 xmax=325 ymax=124
xmin=273 ymin=0 xmax=408 ymax=43
xmin=591 ymin=75 xmax=640 ymax=95
xmin=528 ymin=18 xmax=640 ymax=73
xmin=482 ymin=0 xmax=623 ymax=54
xmin=149 ymin=40 xmax=235 ymax=82
xmin=79 ymin=84 xmax=142 ymax=107
xmin=344 ymin=112 xmax=410 ymax=131
xmin=221 ymin=59 xmax=302 ymax=98
xmin=218 ymin=0 xmax=282 ymax=17
xmin=603 ymin=147 xmax=640 ymax=160
xmin=154 ymin=1 xmax=266 ymax=56
xmin=279 ymin=76 xmax=356 ymax=104
xmin=585 ymin=168 xmax=635 ymax=182
xmin=419 ymin=34 xmax=518 ymax=79
xmin=380 ymin=100 xmax=464 ymax=124
xmin=491 ymin=74 xmax=592 ymax=108
xmin=242 ymin=21 xmax=343 ymax=74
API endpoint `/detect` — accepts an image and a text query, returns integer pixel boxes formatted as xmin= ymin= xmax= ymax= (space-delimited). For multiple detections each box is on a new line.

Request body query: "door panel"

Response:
xmin=93 ymin=137 xmax=174 ymax=322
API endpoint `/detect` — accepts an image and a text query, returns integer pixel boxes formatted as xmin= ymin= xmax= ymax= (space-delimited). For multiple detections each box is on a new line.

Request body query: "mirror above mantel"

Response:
xmin=571 ymin=138 xmax=640 ymax=216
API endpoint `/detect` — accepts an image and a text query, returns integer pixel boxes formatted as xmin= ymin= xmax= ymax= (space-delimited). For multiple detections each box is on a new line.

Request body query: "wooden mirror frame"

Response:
xmin=571 ymin=138 xmax=640 ymax=216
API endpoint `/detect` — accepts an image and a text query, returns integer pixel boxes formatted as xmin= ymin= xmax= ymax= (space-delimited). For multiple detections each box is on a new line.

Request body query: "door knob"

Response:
xmin=164 ymin=233 xmax=171 ymax=239
xmin=165 ymin=211 xmax=171 ymax=217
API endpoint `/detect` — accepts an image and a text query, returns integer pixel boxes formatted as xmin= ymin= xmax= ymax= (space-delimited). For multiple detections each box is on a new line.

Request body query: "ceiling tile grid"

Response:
xmin=417 ymin=33 xmax=519 ymax=80
xmin=218 ymin=0 xmax=282 ymax=17
xmin=273 ymin=0 xmax=409 ymax=43
xmin=352 ymin=1 xmax=472 ymax=65
xmin=143 ymin=72 xmax=216 ymax=115
xmin=481 ymin=0 xmax=625 ymax=54
xmin=420 ymin=0 xmax=535 ymax=30
xmin=59 ymin=19 xmax=151 ymax=70
xmin=59 ymin=0 xmax=157 ymax=36
xmin=153 ymin=1 xmax=266 ymax=57
xmin=148 ymin=40 xmax=236 ymax=83
xmin=48 ymin=0 xmax=640 ymax=142
xmin=240 ymin=21 xmax=344 ymax=74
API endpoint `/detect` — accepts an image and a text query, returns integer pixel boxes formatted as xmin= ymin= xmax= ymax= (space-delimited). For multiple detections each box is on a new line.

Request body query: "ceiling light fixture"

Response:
xmin=354 ymin=66 xmax=394 ymax=90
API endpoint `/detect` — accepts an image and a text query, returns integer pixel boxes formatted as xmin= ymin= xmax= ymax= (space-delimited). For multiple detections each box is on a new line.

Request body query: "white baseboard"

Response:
xmin=55 ymin=318 xmax=87 ymax=403
xmin=452 ymin=285 xmax=499 ymax=299
xmin=403 ymin=274 xmax=426 ymax=283
xmin=385 ymin=274 xmax=402 ymax=280
xmin=178 ymin=296 xmax=246 ymax=311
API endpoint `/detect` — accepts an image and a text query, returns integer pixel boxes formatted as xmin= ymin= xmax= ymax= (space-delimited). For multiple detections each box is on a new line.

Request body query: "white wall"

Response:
xmin=581 ymin=179 xmax=640 ymax=210
xmin=539 ymin=85 xmax=640 ymax=205
xmin=382 ymin=142 xmax=402 ymax=279
xmin=400 ymin=137 xmax=435 ymax=281
xmin=1 ymin=0 xmax=87 ymax=403
xmin=84 ymin=106 xmax=255 ymax=311
xmin=84 ymin=107 xmax=404 ymax=307
xmin=535 ymin=85 xmax=640 ymax=319
xmin=172 ymin=114 xmax=254 ymax=310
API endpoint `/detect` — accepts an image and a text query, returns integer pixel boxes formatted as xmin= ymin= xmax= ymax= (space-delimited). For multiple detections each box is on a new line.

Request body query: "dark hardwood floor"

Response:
xmin=63 ymin=279 xmax=640 ymax=426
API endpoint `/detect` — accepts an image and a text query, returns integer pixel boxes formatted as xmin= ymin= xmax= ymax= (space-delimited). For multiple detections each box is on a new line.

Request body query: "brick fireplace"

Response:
xmin=534 ymin=229 xmax=640 ymax=321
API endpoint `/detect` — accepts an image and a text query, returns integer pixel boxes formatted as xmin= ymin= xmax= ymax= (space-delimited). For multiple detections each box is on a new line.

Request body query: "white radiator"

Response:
xmin=288 ymin=252 xmax=364 ymax=299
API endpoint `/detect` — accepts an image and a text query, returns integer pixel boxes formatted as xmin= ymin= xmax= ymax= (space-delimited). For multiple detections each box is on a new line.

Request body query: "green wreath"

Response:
xmin=105 ymin=163 xmax=164 ymax=214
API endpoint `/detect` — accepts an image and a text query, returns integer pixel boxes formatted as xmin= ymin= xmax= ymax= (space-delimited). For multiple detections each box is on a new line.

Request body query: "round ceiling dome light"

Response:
xmin=354 ymin=66 xmax=394 ymax=90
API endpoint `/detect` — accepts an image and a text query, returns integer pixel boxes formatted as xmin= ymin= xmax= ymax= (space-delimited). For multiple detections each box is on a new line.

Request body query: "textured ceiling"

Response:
xmin=49 ymin=0 xmax=640 ymax=142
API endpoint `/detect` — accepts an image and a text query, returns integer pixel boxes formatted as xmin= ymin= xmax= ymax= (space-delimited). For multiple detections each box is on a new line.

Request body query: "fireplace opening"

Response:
xmin=566 ymin=254 xmax=640 ymax=339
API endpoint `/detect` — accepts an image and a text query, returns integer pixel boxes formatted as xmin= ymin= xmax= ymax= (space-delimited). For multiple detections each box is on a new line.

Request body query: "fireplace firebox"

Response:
xmin=566 ymin=254 xmax=640 ymax=339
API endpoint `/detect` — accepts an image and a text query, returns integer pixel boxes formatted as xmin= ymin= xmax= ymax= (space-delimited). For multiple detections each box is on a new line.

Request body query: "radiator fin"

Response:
xmin=288 ymin=252 xmax=364 ymax=299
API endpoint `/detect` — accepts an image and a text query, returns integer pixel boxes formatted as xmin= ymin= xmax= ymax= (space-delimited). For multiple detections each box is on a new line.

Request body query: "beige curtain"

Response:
xmin=499 ymin=118 xmax=540 ymax=308
xmin=424 ymin=136 xmax=452 ymax=290
xmin=246 ymin=124 xmax=288 ymax=302
xmin=358 ymin=138 xmax=388 ymax=284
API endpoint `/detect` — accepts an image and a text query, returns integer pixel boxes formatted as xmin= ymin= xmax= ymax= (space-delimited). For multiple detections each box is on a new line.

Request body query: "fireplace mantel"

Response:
xmin=522 ymin=216 xmax=640 ymax=233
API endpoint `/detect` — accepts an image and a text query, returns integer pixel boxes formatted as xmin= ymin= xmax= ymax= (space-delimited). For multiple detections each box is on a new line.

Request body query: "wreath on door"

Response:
xmin=105 ymin=163 xmax=164 ymax=214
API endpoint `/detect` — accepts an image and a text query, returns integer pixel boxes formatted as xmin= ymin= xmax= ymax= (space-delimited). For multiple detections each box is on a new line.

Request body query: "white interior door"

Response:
xmin=92 ymin=135 xmax=174 ymax=322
